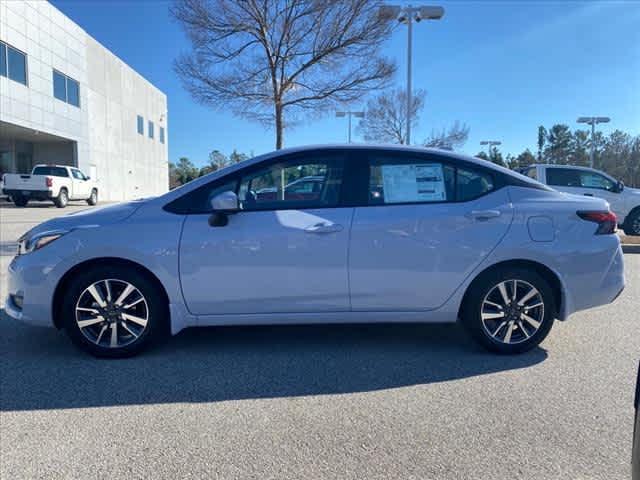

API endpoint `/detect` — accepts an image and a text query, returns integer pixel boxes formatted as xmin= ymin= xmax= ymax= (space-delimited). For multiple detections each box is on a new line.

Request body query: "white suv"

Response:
xmin=524 ymin=164 xmax=640 ymax=235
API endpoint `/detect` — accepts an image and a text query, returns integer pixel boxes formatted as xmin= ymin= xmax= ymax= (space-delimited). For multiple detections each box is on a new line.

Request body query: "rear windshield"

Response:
xmin=32 ymin=166 xmax=69 ymax=177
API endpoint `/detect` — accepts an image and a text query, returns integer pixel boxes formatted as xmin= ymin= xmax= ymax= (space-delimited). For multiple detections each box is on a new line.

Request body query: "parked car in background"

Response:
xmin=522 ymin=164 xmax=640 ymax=235
xmin=5 ymin=145 xmax=625 ymax=357
xmin=2 ymin=165 xmax=98 ymax=208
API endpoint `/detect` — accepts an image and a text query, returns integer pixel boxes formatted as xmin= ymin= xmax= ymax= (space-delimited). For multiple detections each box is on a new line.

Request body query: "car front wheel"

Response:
xmin=461 ymin=268 xmax=555 ymax=354
xmin=62 ymin=266 xmax=167 ymax=357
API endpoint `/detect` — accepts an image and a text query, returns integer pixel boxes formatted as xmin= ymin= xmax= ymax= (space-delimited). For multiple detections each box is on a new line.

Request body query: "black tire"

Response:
xmin=624 ymin=210 xmax=640 ymax=236
xmin=62 ymin=265 xmax=167 ymax=358
xmin=13 ymin=196 xmax=28 ymax=207
xmin=54 ymin=188 xmax=68 ymax=208
xmin=460 ymin=267 xmax=555 ymax=354
xmin=87 ymin=189 xmax=98 ymax=206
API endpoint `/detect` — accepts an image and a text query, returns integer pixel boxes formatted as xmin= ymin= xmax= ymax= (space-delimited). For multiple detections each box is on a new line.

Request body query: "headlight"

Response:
xmin=19 ymin=230 xmax=68 ymax=254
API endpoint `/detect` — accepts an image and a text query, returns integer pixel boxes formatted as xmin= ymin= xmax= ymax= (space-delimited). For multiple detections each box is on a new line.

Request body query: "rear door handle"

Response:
xmin=304 ymin=222 xmax=344 ymax=234
xmin=466 ymin=210 xmax=502 ymax=221
xmin=583 ymin=193 xmax=594 ymax=197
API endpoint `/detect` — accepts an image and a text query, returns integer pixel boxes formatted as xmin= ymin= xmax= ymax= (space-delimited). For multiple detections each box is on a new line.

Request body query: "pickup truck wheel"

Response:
xmin=54 ymin=188 xmax=68 ymax=208
xmin=624 ymin=210 xmax=640 ymax=236
xmin=13 ymin=196 xmax=28 ymax=207
xmin=87 ymin=189 xmax=98 ymax=206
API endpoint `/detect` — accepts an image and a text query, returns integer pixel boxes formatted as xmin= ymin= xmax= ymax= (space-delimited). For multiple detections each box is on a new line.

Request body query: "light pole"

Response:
xmin=577 ymin=116 xmax=610 ymax=168
xmin=380 ymin=5 xmax=444 ymax=145
xmin=336 ymin=110 xmax=364 ymax=143
xmin=480 ymin=140 xmax=501 ymax=159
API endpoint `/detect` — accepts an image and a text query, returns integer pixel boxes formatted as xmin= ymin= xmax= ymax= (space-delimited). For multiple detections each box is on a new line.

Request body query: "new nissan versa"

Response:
xmin=5 ymin=145 xmax=625 ymax=357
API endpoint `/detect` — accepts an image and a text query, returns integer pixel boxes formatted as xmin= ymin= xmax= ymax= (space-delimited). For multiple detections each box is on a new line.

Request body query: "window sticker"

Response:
xmin=381 ymin=163 xmax=446 ymax=203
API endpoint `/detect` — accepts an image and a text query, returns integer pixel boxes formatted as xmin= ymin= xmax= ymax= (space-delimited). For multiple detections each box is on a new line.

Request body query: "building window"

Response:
xmin=148 ymin=121 xmax=154 ymax=139
xmin=160 ymin=127 xmax=165 ymax=144
xmin=52 ymin=70 xmax=80 ymax=107
xmin=0 ymin=41 xmax=27 ymax=86
xmin=137 ymin=115 xmax=144 ymax=135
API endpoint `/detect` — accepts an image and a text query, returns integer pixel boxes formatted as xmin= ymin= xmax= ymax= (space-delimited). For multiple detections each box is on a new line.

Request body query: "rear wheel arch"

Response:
xmin=52 ymin=258 xmax=170 ymax=330
xmin=459 ymin=259 xmax=563 ymax=320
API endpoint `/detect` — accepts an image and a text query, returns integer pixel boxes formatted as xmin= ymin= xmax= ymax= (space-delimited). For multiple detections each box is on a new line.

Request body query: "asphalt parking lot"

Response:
xmin=0 ymin=202 xmax=638 ymax=480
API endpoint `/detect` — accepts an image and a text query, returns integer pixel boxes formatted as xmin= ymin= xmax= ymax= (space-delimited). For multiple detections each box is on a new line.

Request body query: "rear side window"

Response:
xmin=457 ymin=167 xmax=494 ymax=202
xmin=546 ymin=168 xmax=581 ymax=187
xmin=368 ymin=155 xmax=493 ymax=204
xmin=32 ymin=166 xmax=69 ymax=177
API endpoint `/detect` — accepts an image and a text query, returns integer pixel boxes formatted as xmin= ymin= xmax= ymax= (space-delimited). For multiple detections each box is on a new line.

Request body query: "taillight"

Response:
xmin=46 ymin=176 xmax=53 ymax=187
xmin=577 ymin=211 xmax=617 ymax=235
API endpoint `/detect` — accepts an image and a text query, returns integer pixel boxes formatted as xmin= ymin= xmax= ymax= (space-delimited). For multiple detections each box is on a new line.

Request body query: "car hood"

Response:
xmin=20 ymin=200 xmax=147 ymax=240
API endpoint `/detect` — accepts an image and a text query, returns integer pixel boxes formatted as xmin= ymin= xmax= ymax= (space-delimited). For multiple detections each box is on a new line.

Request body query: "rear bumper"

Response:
xmin=3 ymin=189 xmax=54 ymax=200
xmin=563 ymin=242 xmax=625 ymax=318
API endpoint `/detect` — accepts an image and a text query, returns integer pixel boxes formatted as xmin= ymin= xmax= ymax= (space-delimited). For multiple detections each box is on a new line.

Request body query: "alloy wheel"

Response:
xmin=75 ymin=279 xmax=149 ymax=348
xmin=480 ymin=279 xmax=545 ymax=345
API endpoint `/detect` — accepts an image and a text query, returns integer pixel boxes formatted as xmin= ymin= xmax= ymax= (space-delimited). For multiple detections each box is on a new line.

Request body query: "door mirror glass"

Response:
xmin=211 ymin=190 xmax=239 ymax=213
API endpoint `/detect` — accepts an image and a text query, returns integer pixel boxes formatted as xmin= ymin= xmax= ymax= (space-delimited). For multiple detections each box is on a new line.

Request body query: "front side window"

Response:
xmin=137 ymin=115 xmax=144 ymax=135
xmin=148 ymin=121 xmax=154 ymax=139
xmin=53 ymin=70 xmax=80 ymax=107
xmin=1 ymin=41 xmax=27 ymax=85
xmin=579 ymin=171 xmax=615 ymax=191
xmin=71 ymin=169 xmax=85 ymax=180
xmin=238 ymin=157 xmax=344 ymax=211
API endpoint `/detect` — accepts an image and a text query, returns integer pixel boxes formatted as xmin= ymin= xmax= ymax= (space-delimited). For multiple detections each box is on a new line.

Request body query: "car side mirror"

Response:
xmin=85 ymin=176 xmax=90 ymax=180
xmin=209 ymin=191 xmax=239 ymax=227
xmin=616 ymin=181 xmax=624 ymax=193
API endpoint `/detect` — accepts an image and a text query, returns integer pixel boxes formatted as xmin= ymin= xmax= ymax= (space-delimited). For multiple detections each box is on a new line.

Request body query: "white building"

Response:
xmin=0 ymin=0 xmax=168 ymax=201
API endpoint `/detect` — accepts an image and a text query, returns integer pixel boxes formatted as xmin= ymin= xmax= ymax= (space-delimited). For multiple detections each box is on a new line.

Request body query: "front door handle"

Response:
xmin=583 ymin=193 xmax=594 ymax=197
xmin=304 ymin=222 xmax=344 ymax=234
xmin=466 ymin=210 xmax=502 ymax=221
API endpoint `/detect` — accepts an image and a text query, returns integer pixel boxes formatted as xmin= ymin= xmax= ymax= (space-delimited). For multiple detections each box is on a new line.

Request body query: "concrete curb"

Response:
xmin=622 ymin=244 xmax=640 ymax=254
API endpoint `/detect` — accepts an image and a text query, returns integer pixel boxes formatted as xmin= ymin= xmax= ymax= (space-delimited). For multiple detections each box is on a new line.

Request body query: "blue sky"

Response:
xmin=52 ymin=0 xmax=639 ymax=166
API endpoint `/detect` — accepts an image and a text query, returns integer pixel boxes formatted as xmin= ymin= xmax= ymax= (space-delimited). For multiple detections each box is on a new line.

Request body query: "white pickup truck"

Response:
xmin=522 ymin=164 xmax=640 ymax=235
xmin=2 ymin=165 xmax=98 ymax=208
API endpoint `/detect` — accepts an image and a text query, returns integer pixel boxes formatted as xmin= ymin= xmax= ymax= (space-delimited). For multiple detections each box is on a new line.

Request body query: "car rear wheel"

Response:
xmin=62 ymin=266 xmax=167 ymax=357
xmin=624 ymin=210 xmax=640 ymax=236
xmin=461 ymin=267 xmax=555 ymax=354
xmin=54 ymin=188 xmax=68 ymax=208
xmin=87 ymin=189 xmax=98 ymax=206
xmin=13 ymin=196 xmax=28 ymax=207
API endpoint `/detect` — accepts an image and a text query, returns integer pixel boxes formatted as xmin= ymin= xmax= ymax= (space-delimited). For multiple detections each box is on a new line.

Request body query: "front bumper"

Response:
xmin=5 ymin=254 xmax=58 ymax=328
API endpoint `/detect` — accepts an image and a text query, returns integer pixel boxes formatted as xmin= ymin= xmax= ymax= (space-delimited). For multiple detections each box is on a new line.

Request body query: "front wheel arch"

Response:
xmin=459 ymin=259 xmax=563 ymax=321
xmin=52 ymin=257 xmax=170 ymax=330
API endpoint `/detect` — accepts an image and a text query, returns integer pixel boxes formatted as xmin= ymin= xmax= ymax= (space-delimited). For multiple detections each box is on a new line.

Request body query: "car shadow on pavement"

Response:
xmin=0 ymin=310 xmax=547 ymax=411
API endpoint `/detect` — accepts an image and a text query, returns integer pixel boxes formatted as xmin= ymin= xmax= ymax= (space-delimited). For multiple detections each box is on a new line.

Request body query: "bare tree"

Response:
xmin=357 ymin=88 xmax=426 ymax=144
xmin=423 ymin=121 xmax=470 ymax=151
xmin=171 ymin=0 xmax=396 ymax=149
